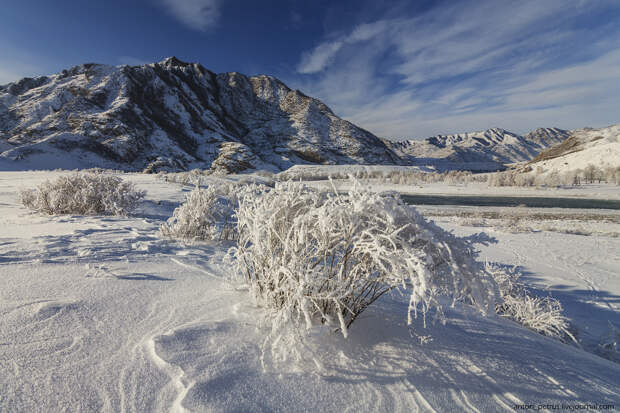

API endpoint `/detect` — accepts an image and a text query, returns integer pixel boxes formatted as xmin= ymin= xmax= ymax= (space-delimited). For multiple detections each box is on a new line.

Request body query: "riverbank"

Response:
xmin=304 ymin=180 xmax=620 ymax=200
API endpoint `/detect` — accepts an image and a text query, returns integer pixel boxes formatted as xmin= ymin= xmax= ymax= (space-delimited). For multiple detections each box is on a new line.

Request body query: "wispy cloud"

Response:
xmin=159 ymin=0 xmax=220 ymax=31
xmin=297 ymin=41 xmax=344 ymax=74
xmin=292 ymin=0 xmax=620 ymax=138
xmin=297 ymin=20 xmax=389 ymax=74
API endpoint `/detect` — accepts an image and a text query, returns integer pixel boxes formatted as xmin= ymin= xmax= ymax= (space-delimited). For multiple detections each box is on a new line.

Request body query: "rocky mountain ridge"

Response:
xmin=525 ymin=124 xmax=620 ymax=174
xmin=0 ymin=57 xmax=399 ymax=172
xmin=1 ymin=57 xmax=573 ymax=173
xmin=383 ymin=127 xmax=571 ymax=172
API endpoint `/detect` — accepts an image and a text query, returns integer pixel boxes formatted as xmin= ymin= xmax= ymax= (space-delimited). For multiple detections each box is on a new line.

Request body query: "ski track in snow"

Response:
xmin=1 ymin=171 xmax=619 ymax=412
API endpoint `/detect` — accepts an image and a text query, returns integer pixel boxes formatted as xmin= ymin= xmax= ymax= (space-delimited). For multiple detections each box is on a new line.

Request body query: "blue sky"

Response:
xmin=2 ymin=0 xmax=620 ymax=139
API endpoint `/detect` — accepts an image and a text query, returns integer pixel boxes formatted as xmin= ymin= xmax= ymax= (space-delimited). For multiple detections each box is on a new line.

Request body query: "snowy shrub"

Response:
xmin=457 ymin=217 xmax=489 ymax=227
xmin=514 ymin=173 xmax=535 ymax=187
xmin=486 ymin=166 xmax=613 ymax=188
xmin=160 ymin=183 xmax=244 ymax=241
xmin=19 ymin=172 xmax=145 ymax=216
xmin=486 ymin=263 xmax=576 ymax=344
xmin=254 ymin=169 xmax=274 ymax=177
xmin=277 ymin=167 xmax=478 ymax=185
xmin=502 ymin=206 xmax=530 ymax=233
xmin=584 ymin=164 xmax=598 ymax=183
xmin=159 ymin=170 xmax=204 ymax=186
xmin=230 ymin=179 xmax=498 ymax=363
xmin=605 ymin=166 xmax=620 ymax=185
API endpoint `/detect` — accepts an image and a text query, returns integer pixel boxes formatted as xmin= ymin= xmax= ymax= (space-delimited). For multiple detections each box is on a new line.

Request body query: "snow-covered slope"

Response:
xmin=384 ymin=127 xmax=570 ymax=172
xmin=0 ymin=57 xmax=399 ymax=172
xmin=528 ymin=124 xmax=620 ymax=172
xmin=1 ymin=171 xmax=619 ymax=412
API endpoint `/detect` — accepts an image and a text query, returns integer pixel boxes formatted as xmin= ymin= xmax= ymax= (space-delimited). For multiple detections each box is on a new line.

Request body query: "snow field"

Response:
xmin=303 ymin=176 xmax=620 ymax=200
xmin=424 ymin=207 xmax=620 ymax=361
xmin=1 ymin=171 xmax=619 ymax=412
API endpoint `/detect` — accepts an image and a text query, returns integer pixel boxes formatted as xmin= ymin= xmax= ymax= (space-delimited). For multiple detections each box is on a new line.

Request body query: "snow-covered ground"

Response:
xmin=529 ymin=124 xmax=620 ymax=174
xmin=306 ymin=179 xmax=620 ymax=200
xmin=272 ymin=164 xmax=620 ymax=200
xmin=1 ymin=171 xmax=619 ymax=412
xmin=419 ymin=205 xmax=620 ymax=355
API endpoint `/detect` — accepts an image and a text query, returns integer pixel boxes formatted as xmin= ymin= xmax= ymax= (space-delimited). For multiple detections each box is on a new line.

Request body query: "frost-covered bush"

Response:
xmin=159 ymin=170 xmax=205 ymax=186
xmin=160 ymin=183 xmax=246 ymax=241
xmin=277 ymin=167 xmax=479 ymax=185
xmin=486 ymin=263 xmax=576 ymax=344
xmin=230 ymin=179 xmax=498 ymax=362
xmin=488 ymin=165 xmax=620 ymax=188
xmin=380 ymin=169 xmax=475 ymax=185
xmin=19 ymin=173 xmax=145 ymax=216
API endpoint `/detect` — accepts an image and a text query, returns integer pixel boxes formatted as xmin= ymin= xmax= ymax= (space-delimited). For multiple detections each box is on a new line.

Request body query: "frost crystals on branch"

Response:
xmin=229 ymin=178 xmax=498 ymax=363
xmin=20 ymin=172 xmax=145 ymax=216
xmin=160 ymin=182 xmax=265 ymax=242
xmin=487 ymin=263 xmax=578 ymax=345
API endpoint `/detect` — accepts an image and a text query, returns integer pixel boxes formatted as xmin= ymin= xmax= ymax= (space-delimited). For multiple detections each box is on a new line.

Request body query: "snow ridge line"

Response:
xmin=144 ymin=336 xmax=195 ymax=413
xmin=170 ymin=257 xmax=222 ymax=279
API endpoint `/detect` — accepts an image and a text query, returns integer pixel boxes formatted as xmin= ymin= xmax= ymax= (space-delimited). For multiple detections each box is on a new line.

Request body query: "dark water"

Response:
xmin=400 ymin=194 xmax=620 ymax=210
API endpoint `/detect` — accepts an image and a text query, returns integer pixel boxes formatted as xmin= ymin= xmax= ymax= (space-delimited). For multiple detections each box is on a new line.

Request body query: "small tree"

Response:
xmin=594 ymin=167 xmax=605 ymax=183
xmin=546 ymin=170 xmax=561 ymax=187
xmin=584 ymin=164 xmax=597 ymax=183
xmin=574 ymin=168 xmax=583 ymax=185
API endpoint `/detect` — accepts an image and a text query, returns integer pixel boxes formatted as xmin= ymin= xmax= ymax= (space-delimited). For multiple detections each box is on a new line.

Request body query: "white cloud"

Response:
xmin=350 ymin=49 xmax=620 ymax=138
xmin=292 ymin=0 xmax=620 ymax=138
xmin=160 ymin=0 xmax=220 ymax=31
xmin=507 ymin=49 xmax=620 ymax=95
xmin=434 ymin=88 xmax=476 ymax=106
xmin=297 ymin=41 xmax=344 ymax=74
xmin=297 ymin=20 xmax=390 ymax=74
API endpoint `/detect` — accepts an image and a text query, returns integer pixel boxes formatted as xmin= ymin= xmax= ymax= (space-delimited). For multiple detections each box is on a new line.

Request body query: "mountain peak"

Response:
xmin=0 ymin=58 xmax=398 ymax=172
xmin=487 ymin=127 xmax=506 ymax=134
xmin=158 ymin=56 xmax=192 ymax=68
xmin=382 ymin=126 xmax=571 ymax=172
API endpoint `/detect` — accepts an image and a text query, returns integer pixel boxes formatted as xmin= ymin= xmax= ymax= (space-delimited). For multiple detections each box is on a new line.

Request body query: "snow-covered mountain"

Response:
xmin=0 ymin=56 xmax=578 ymax=173
xmin=384 ymin=127 xmax=570 ymax=172
xmin=523 ymin=127 xmax=572 ymax=149
xmin=0 ymin=57 xmax=399 ymax=172
xmin=527 ymin=124 xmax=620 ymax=172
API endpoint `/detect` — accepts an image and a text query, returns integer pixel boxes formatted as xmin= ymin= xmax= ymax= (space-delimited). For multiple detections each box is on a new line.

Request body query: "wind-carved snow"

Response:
xmin=1 ymin=171 xmax=619 ymax=412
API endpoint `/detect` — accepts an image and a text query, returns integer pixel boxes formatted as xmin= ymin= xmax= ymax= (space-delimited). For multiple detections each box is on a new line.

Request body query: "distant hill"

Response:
xmin=383 ymin=127 xmax=570 ymax=172
xmin=527 ymin=124 xmax=620 ymax=173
